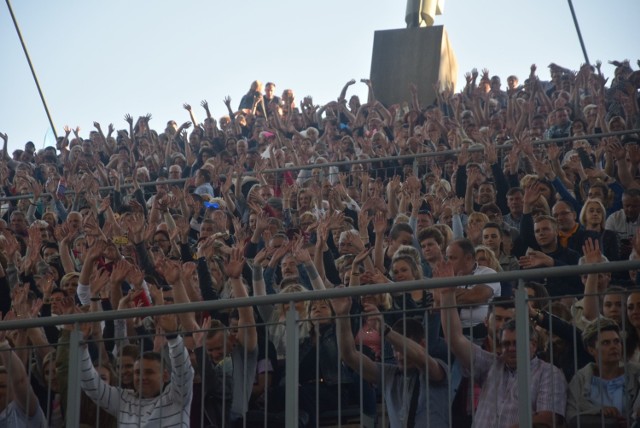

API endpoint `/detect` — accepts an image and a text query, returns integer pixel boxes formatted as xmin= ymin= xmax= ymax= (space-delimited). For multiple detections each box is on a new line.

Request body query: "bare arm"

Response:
xmin=332 ymin=296 xmax=380 ymax=384
xmin=436 ymin=260 xmax=475 ymax=370
xmin=455 ymin=284 xmax=493 ymax=305
xmin=227 ymin=246 xmax=257 ymax=352
xmin=0 ymin=336 xmax=40 ymax=416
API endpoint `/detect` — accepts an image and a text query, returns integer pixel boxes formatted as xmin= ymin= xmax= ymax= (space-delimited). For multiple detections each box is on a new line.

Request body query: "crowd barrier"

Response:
xmin=1 ymin=260 xmax=639 ymax=427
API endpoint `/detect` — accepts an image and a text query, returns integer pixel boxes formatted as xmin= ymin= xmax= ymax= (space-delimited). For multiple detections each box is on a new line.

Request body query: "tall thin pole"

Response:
xmin=566 ymin=0 xmax=590 ymax=65
xmin=5 ymin=0 xmax=58 ymax=139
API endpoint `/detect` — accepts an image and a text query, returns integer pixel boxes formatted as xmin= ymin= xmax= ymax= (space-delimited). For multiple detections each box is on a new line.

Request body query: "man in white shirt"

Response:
xmin=445 ymin=238 xmax=501 ymax=342
xmin=605 ymin=188 xmax=640 ymax=260
xmin=79 ymin=312 xmax=194 ymax=427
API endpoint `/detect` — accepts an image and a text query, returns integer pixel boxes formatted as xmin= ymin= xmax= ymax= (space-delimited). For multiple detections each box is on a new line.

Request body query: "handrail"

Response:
xmin=1 ymin=128 xmax=638 ymax=202
xmin=1 ymin=259 xmax=637 ymax=330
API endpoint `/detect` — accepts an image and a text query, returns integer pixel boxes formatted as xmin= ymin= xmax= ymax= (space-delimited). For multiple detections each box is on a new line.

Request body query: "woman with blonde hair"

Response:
xmin=465 ymin=211 xmax=489 ymax=245
xmin=474 ymin=245 xmax=503 ymax=273
xmin=579 ymin=198 xmax=619 ymax=261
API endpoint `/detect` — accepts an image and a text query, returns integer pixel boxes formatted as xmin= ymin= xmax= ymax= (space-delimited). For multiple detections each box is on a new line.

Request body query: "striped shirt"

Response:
xmin=80 ymin=337 xmax=194 ymax=427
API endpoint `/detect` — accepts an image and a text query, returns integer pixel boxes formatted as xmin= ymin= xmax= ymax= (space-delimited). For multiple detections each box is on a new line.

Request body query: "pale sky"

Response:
xmin=1 ymin=0 xmax=638 ymax=153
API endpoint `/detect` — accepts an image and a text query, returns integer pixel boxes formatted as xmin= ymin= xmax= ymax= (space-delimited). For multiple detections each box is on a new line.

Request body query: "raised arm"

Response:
xmin=226 ymin=245 xmax=257 ymax=352
xmin=331 ymin=294 xmax=380 ymax=384
xmin=0 ymin=314 xmax=41 ymax=417
xmin=436 ymin=262 xmax=474 ymax=370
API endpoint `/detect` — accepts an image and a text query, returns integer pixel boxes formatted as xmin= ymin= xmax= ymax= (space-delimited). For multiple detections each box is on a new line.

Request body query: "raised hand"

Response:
xmin=183 ymin=103 xmax=192 ymax=111
xmin=223 ymin=96 xmax=232 ymax=108
xmin=124 ymin=114 xmax=133 ymax=125
xmin=155 ymin=257 xmax=183 ymax=285
xmin=225 ymin=245 xmax=246 ymax=279
xmin=111 ymin=259 xmax=133 ymax=285
xmin=90 ymin=268 xmax=111 ymax=296
xmin=433 ymin=260 xmax=455 ymax=278
xmin=373 ymin=211 xmax=387 ymax=235
xmin=582 ymin=238 xmax=602 ymax=264
xmin=200 ymin=100 xmax=209 ymax=110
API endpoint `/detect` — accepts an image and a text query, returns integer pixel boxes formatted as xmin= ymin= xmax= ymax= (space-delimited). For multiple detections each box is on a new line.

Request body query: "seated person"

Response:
xmin=567 ymin=318 xmax=640 ymax=427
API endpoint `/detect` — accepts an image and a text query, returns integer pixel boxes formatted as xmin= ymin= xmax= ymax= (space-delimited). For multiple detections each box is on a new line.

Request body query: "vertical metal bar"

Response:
xmin=65 ymin=328 xmax=83 ymax=428
xmin=5 ymin=0 xmax=58 ymax=140
xmin=515 ymin=286 xmax=532 ymax=427
xmin=285 ymin=302 xmax=299 ymax=428
xmin=566 ymin=0 xmax=591 ymax=65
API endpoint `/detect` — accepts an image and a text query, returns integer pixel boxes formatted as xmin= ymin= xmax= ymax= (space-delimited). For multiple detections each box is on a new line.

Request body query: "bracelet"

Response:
xmin=90 ymin=297 xmax=102 ymax=302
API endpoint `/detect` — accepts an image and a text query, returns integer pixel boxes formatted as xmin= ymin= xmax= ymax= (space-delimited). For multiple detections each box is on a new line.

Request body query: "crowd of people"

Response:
xmin=0 ymin=59 xmax=639 ymax=427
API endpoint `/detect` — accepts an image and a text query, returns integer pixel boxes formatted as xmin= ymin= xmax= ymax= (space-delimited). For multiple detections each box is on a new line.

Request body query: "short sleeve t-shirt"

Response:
xmin=458 ymin=265 xmax=501 ymax=328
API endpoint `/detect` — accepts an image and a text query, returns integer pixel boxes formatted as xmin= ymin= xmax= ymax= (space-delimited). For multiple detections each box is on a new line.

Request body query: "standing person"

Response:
xmin=439 ymin=278 xmax=567 ymax=427
xmin=238 ymin=80 xmax=264 ymax=114
xmin=79 ymin=311 xmax=194 ymax=426
xmin=332 ymin=294 xmax=450 ymax=427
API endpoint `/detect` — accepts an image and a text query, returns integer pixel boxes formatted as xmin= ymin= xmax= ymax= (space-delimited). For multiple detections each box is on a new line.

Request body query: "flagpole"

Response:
xmin=5 ymin=0 xmax=58 ymax=140
xmin=566 ymin=0 xmax=590 ymax=65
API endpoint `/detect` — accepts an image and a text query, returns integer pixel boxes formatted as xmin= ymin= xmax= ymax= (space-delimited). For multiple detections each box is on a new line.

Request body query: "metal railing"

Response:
xmin=0 ymin=260 xmax=639 ymax=427
xmin=1 ymin=128 xmax=638 ymax=203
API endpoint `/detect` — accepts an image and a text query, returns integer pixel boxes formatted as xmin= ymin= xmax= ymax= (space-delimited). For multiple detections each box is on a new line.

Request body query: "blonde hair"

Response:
xmin=475 ymin=245 xmax=502 ymax=272
xmin=579 ymin=198 xmax=606 ymax=230
xmin=432 ymin=224 xmax=453 ymax=249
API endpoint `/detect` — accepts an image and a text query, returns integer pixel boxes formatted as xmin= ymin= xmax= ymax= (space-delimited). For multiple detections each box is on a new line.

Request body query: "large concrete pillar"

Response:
xmin=370 ymin=26 xmax=457 ymax=107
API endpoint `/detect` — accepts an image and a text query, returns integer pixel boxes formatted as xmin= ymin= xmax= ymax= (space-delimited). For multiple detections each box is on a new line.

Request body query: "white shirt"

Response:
xmin=458 ymin=264 xmax=501 ymax=328
xmin=80 ymin=336 xmax=194 ymax=427
xmin=605 ymin=209 xmax=640 ymax=241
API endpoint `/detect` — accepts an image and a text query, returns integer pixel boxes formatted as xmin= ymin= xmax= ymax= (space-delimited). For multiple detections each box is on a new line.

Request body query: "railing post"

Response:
xmin=285 ymin=303 xmax=300 ymax=428
xmin=515 ymin=286 xmax=532 ymax=427
xmin=65 ymin=327 xmax=82 ymax=428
